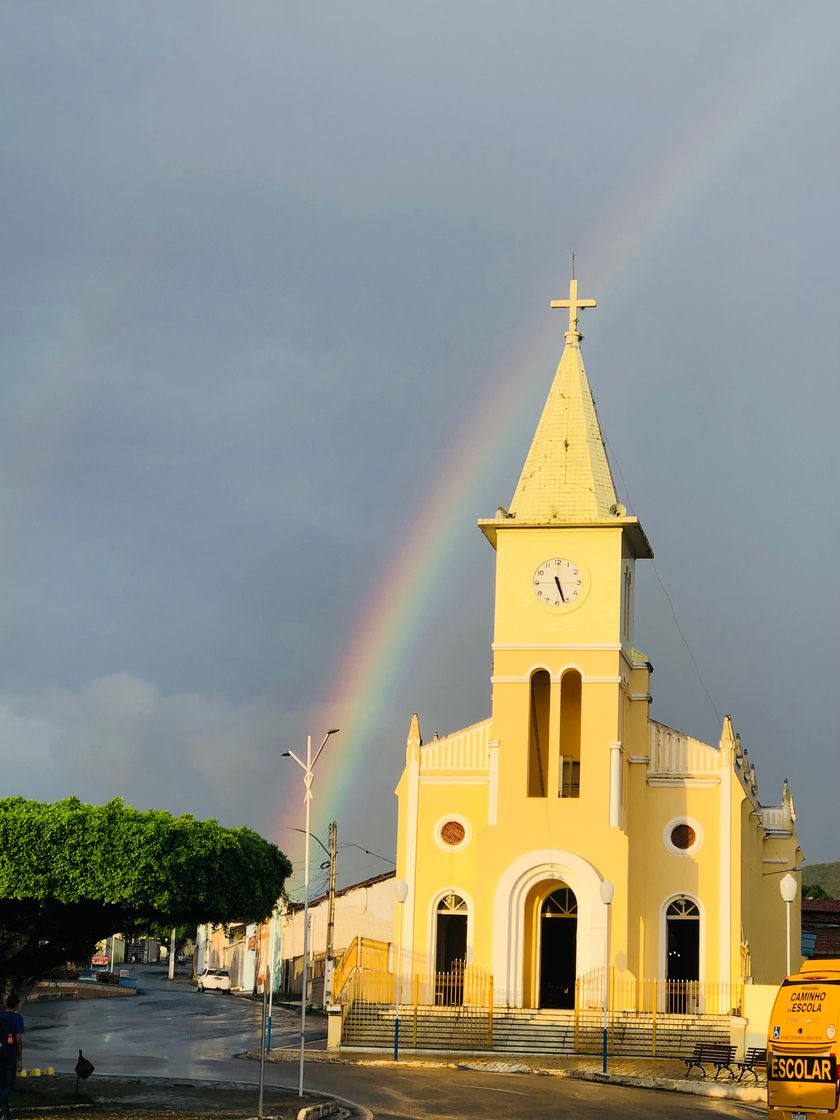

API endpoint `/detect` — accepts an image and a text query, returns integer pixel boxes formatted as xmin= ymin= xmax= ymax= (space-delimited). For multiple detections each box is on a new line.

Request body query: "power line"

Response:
xmin=340 ymin=842 xmax=396 ymax=865
xmin=605 ymin=437 xmax=722 ymax=727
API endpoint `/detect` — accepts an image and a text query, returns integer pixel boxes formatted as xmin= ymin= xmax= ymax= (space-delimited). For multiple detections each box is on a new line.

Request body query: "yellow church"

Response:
xmin=392 ymin=280 xmax=801 ymax=1017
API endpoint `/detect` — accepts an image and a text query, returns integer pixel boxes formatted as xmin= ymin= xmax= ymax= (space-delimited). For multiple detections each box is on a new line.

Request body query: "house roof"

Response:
xmin=285 ymin=869 xmax=395 ymax=913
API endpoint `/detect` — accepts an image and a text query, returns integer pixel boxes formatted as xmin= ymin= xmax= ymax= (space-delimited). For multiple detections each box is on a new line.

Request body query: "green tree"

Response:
xmin=802 ymin=883 xmax=833 ymax=900
xmin=0 ymin=796 xmax=291 ymax=995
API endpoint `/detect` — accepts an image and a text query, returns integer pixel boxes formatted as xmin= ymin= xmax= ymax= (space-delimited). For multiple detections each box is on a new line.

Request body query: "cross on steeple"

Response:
xmin=550 ymin=277 xmax=597 ymax=335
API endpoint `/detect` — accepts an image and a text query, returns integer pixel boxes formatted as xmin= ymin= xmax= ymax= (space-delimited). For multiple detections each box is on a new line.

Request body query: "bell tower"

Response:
xmin=477 ymin=278 xmax=652 ymax=820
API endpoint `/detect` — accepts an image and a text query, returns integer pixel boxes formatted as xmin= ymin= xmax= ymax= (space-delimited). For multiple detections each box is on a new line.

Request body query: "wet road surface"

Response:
xmin=23 ymin=967 xmax=760 ymax=1120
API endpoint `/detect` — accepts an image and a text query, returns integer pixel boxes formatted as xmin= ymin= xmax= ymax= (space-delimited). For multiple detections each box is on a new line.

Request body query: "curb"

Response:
xmin=243 ymin=1047 xmax=766 ymax=1104
xmin=297 ymin=1102 xmax=339 ymax=1120
xmin=565 ymin=1067 xmax=766 ymax=1103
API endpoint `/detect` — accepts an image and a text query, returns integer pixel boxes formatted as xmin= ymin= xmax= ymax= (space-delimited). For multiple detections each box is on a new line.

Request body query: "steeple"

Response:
xmin=508 ymin=278 xmax=617 ymax=522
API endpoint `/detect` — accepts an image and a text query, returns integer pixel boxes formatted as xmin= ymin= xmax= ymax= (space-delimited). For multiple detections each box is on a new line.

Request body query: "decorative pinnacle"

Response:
xmin=550 ymin=277 xmax=597 ymax=336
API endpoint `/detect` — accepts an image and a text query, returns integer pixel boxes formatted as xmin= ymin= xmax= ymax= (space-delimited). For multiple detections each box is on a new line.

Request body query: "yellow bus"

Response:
xmin=768 ymin=961 xmax=840 ymax=1120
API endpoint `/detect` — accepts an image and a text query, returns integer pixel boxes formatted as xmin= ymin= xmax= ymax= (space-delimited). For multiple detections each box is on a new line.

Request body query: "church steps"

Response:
xmin=342 ymin=1003 xmax=733 ymax=1058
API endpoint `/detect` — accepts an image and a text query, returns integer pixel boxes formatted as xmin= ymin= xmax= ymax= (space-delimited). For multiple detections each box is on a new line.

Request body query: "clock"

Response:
xmin=533 ymin=557 xmax=583 ymax=607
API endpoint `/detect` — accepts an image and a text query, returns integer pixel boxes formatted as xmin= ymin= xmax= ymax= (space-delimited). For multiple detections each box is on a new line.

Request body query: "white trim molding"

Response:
xmin=491 ymin=673 xmax=621 ymax=685
xmin=647 ymin=777 xmax=720 ymax=788
xmin=404 ymin=757 xmax=420 ymax=970
xmin=491 ymin=849 xmax=606 ymax=1007
xmin=419 ymin=776 xmax=488 ymax=786
xmin=433 ymin=813 xmax=472 ymax=853
xmin=428 ymin=886 xmax=475 ymax=969
xmin=492 ymin=643 xmax=622 ymax=652
xmin=609 ymin=742 xmax=623 ymax=828
xmin=719 ymin=761 xmax=732 ymax=986
xmin=663 ymin=816 xmax=704 ymax=856
xmin=488 ymin=740 xmax=500 ymax=826
xmin=658 ymin=892 xmax=706 ymax=995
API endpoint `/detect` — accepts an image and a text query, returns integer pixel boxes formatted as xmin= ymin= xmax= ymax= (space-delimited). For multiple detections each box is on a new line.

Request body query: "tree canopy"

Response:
xmin=0 ymin=796 xmax=291 ymax=990
xmin=803 ymin=883 xmax=833 ymax=900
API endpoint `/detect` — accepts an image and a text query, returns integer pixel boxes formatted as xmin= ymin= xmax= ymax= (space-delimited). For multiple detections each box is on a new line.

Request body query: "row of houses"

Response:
xmin=195 ymin=870 xmax=396 ymax=1002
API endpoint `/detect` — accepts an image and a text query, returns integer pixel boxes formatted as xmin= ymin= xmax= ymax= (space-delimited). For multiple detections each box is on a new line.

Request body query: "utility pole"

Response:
xmin=324 ymin=820 xmax=337 ymax=1007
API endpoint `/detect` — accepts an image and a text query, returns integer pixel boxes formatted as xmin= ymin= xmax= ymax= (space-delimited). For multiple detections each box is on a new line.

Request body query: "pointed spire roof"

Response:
xmin=508 ymin=308 xmax=618 ymax=521
xmin=478 ymin=277 xmax=652 ymax=557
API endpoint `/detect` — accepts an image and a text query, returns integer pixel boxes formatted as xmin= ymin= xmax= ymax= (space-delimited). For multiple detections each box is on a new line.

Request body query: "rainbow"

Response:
xmin=275 ymin=11 xmax=835 ymax=865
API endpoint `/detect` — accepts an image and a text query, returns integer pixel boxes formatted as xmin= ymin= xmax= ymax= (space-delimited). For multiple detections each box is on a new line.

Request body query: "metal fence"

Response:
xmin=576 ymin=967 xmax=743 ymax=1016
xmin=573 ymin=968 xmax=742 ymax=1057
xmin=341 ymin=964 xmax=494 ymax=1050
xmin=331 ymin=936 xmax=391 ymax=1002
xmin=339 ymin=963 xmax=740 ymax=1056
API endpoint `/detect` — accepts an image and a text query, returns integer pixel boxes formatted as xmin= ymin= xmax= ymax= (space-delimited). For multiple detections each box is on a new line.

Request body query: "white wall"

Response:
xmin=743 ymin=983 xmax=780 ymax=1050
xmin=282 ymin=875 xmax=396 ymax=964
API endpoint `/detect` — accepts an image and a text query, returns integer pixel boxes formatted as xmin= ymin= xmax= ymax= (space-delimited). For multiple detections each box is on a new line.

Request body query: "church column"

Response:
xmin=609 ymin=742 xmax=622 ymax=827
xmin=488 ymin=739 xmax=500 ymax=825
xmin=403 ymin=716 xmax=422 ymax=971
xmin=718 ymin=718 xmax=735 ymax=987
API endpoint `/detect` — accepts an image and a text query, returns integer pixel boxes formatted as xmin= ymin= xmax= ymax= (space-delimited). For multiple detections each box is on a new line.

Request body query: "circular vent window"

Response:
xmin=670 ymin=823 xmax=696 ymax=850
xmin=440 ymin=820 xmax=466 ymax=846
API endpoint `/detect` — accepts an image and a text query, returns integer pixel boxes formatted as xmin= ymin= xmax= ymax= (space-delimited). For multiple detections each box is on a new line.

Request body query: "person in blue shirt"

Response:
xmin=0 ymin=992 xmax=24 ymax=1120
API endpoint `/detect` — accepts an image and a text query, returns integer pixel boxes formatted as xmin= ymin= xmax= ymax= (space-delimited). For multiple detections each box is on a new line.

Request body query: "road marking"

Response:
xmin=471 ymin=1085 xmax=530 ymax=1096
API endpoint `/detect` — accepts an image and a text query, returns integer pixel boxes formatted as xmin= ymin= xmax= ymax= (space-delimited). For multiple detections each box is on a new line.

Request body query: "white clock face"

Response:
xmin=533 ymin=557 xmax=583 ymax=607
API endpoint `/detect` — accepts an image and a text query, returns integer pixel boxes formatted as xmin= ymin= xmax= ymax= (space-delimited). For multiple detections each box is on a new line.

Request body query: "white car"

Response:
xmin=196 ymin=967 xmax=232 ymax=993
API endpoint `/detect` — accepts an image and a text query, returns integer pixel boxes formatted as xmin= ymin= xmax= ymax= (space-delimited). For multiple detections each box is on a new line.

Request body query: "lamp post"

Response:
xmin=392 ymin=879 xmax=408 ymax=1061
xmin=599 ymin=879 xmax=614 ymax=1074
xmin=780 ymin=872 xmax=798 ymax=976
xmin=282 ymin=728 xmax=339 ymax=1097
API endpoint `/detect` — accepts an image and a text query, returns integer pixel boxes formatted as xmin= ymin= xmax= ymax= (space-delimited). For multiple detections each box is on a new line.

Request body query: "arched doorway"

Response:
xmin=435 ymin=893 xmax=467 ymax=1005
xmin=492 ymin=850 xmax=605 ymax=1008
xmin=539 ymin=886 xmax=577 ymax=1008
xmin=666 ymin=897 xmax=699 ymax=1012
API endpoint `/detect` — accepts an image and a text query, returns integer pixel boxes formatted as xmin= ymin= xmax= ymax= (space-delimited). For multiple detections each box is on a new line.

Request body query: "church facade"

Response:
xmin=393 ymin=282 xmax=801 ymax=1010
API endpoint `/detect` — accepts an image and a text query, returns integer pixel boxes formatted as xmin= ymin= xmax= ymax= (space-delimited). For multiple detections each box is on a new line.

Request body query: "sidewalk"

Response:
xmin=249 ymin=1046 xmax=768 ymax=1104
xmin=11 ymin=1072 xmax=338 ymax=1120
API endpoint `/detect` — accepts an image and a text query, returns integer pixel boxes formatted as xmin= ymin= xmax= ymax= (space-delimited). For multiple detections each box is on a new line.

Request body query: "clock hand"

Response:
xmin=554 ymin=576 xmax=565 ymax=603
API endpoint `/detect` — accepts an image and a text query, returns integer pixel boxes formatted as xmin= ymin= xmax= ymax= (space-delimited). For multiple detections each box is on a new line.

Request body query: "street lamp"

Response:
xmin=282 ymin=728 xmax=339 ymax=1097
xmin=599 ymin=879 xmax=614 ymax=1074
xmin=780 ymin=872 xmax=798 ymax=976
xmin=392 ymin=879 xmax=409 ymax=1061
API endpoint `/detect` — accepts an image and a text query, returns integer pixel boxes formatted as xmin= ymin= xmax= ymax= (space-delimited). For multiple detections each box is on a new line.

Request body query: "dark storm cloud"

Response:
xmin=0 ymin=2 xmax=838 ymax=883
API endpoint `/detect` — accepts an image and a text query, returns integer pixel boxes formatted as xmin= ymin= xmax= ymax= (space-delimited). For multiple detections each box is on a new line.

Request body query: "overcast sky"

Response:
xmin=1 ymin=2 xmax=838 ymax=898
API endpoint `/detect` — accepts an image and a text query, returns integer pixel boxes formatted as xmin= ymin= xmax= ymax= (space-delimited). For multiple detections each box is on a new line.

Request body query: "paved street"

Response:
xmin=24 ymin=967 xmax=761 ymax=1119
xmin=25 ymin=966 xmax=315 ymax=1074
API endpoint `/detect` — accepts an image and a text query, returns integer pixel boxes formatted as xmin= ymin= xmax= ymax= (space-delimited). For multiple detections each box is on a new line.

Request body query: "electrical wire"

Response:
xmin=605 ymin=437 xmax=722 ymax=727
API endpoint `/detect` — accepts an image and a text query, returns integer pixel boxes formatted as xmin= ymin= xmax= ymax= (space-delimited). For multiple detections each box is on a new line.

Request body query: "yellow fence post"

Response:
xmin=651 ymin=979 xmax=657 ymax=1057
xmin=574 ymin=978 xmax=580 ymax=1051
xmin=412 ymin=973 xmax=418 ymax=1048
xmin=488 ymin=975 xmax=494 ymax=1049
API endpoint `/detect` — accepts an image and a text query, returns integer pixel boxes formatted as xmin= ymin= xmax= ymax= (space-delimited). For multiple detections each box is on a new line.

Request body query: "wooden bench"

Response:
xmin=736 ymin=1047 xmax=767 ymax=1082
xmin=684 ymin=1043 xmax=738 ymax=1080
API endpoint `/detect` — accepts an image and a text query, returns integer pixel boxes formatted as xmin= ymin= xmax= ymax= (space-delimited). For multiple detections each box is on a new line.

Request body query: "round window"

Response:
xmin=440 ymin=820 xmax=466 ymax=846
xmin=670 ymin=823 xmax=696 ymax=851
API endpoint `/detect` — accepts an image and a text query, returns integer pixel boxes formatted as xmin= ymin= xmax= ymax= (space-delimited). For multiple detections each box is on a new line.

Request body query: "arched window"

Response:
xmin=528 ymin=670 xmax=550 ymax=797
xmin=666 ymin=897 xmax=700 ymax=1012
xmin=539 ymin=887 xmax=577 ymax=1008
xmin=559 ymin=670 xmax=581 ymax=797
xmin=435 ymin=893 xmax=468 ymax=1005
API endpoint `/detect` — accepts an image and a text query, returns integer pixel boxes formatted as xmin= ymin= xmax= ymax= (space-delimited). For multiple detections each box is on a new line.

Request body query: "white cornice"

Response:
xmin=493 ymin=642 xmax=621 ymax=651
xmin=419 ymin=776 xmax=489 ymax=785
xmin=491 ymin=675 xmax=621 ymax=685
xmin=647 ymin=776 xmax=720 ymax=788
